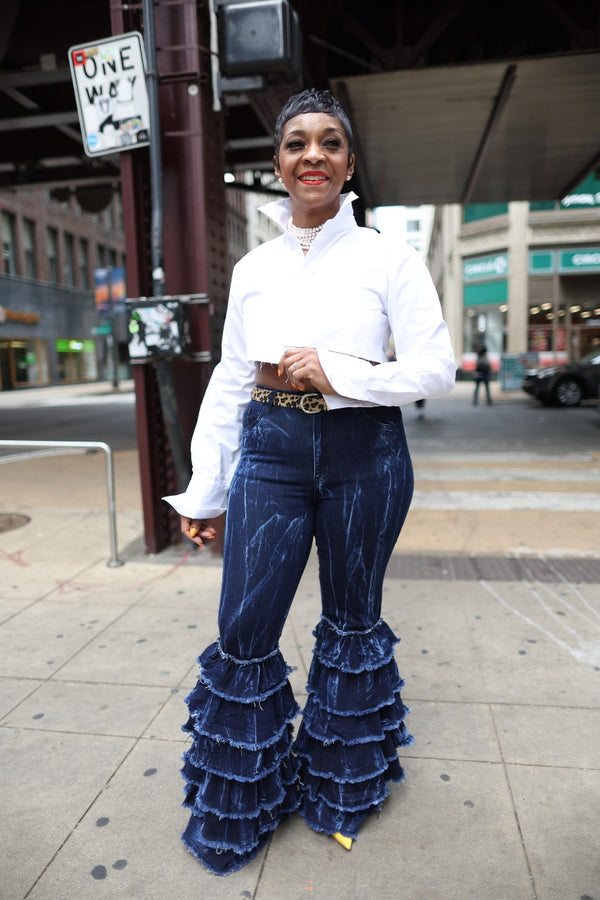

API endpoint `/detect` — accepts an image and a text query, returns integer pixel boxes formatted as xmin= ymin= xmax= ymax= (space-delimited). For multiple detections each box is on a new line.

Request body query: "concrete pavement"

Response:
xmin=1 ymin=381 xmax=599 ymax=899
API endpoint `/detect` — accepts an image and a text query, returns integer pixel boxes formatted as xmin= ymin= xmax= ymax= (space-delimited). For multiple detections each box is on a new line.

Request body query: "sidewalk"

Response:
xmin=1 ymin=382 xmax=599 ymax=899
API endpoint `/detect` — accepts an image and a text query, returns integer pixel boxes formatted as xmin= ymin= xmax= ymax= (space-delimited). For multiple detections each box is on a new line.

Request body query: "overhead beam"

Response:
xmin=407 ymin=0 xmax=466 ymax=68
xmin=3 ymin=86 xmax=83 ymax=145
xmin=460 ymin=63 xmax=517 ymax=206
xmin=0 ymin=68 xmax=72 ymax=89
xmin=0 ymin=110 xmax=80 ymax=132
xmin=0 ymin=0 xmax=22 ymax=66
xmin=539 ymin=0 xmax=593 ymax=48
xmin=0 ymin=165 xmax=118 ymax=189
xmin=333 ymin=1 xmax=391 ymax=71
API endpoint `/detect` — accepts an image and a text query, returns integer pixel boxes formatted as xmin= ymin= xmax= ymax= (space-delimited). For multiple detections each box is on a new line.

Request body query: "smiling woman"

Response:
xmin=274 ymin=102 xmax=354 ymax=228
xmin=164 ymin=88 xmax=456 ymax=876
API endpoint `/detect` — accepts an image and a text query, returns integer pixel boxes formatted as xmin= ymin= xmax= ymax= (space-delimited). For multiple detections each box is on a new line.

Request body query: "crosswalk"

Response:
xmin=411 ymin=452 xmax=600 ymax=512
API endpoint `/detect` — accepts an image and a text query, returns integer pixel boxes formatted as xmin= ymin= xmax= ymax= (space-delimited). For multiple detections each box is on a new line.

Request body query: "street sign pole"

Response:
xmin=142 ymin=0 xmax=165 ymax=299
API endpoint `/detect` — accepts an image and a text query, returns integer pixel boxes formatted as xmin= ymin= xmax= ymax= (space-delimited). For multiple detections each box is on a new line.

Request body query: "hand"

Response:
xmin=278 ymin=347 xmax=335 ymax=395
xmin=181 ymin=517 xmax=216 ymax=549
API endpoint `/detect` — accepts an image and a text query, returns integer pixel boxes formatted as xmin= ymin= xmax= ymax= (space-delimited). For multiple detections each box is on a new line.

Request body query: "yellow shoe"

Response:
xmin=332 ymin=832 xmax=353 ymax=851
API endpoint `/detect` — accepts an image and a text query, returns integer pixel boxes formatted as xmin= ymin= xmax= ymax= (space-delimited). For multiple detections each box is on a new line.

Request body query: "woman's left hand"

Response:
xmin=279 ymin=347 xmax=335 ymax=395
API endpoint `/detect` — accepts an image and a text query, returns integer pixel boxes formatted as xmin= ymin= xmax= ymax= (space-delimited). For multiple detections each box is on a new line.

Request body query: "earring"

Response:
xmin=346 ymin=174 xmax=352 ymax=181
xmin=278 ymin=177 xmax=283 ymax=183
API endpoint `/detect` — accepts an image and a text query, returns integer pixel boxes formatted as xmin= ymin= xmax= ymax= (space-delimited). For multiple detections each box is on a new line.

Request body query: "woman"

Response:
xmin=164 ymin=88 xmax=456 ymax=876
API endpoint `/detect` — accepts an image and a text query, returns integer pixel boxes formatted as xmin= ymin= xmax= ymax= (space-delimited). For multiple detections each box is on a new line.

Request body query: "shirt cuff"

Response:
xmin=162 ymin=477 xmax=229 ymax=520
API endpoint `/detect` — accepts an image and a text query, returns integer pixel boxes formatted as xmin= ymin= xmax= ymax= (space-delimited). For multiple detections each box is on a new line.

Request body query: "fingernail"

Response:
xmin=189 ymin=526 xmax=198 ymax=538
xmin=277 ymin=366 xmax=281 ymax=377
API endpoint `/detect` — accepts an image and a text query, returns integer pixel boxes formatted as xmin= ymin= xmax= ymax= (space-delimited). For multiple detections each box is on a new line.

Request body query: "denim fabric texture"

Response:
xmin=181 ymin=396 xmax=415 ymax=874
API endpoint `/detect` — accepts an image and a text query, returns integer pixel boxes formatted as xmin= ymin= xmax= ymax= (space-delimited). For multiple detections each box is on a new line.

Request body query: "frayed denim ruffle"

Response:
xmin=295 ymin=616 xmax=413 ymax=839
xmin=181 ymin=640 xmax=301 ymax=875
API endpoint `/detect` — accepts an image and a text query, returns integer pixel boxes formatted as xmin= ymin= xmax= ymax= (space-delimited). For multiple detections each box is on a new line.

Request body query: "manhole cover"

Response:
xmin=0 ymin=513 xmax=31 ymax=533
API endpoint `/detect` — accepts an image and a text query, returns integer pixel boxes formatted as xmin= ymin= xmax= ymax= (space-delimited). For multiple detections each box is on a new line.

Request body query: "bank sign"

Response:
xmin=68 ymin=32 xmax=150 ymax=157
xmin=463 ymin=254 xmax=509 ymax=282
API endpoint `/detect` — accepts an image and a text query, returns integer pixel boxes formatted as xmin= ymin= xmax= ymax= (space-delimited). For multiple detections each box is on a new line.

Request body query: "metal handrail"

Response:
xmin=0 ymin=440 xmax=124 ymax=567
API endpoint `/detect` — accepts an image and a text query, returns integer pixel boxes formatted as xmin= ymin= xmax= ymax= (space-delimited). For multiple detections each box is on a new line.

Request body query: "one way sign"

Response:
xmin=68 ymin=32 xmax=150 ymax=157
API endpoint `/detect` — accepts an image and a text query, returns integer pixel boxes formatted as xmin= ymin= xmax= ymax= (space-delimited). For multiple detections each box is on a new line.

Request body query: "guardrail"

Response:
xmin=0 ymin=440 xmax=124 ymax=567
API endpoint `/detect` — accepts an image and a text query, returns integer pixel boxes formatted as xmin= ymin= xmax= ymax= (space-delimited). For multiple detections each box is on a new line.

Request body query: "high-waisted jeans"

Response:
xmin=181 ymin=397 xmax=415 ymax=875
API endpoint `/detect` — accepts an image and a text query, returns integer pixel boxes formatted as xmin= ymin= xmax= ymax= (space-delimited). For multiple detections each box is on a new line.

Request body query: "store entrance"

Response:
xmin=0 ymin=344 xmax=13 ymax=389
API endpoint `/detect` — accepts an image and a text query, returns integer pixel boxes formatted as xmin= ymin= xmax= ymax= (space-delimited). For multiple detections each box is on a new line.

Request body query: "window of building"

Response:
xmin=79 ymin=238 xmax=89 ymax=289
xmin=47 ymin=227 xmax=59 ymax=282
xmin=23 ymin=219 xmax=36 ymax=279
xmin=97 ymin=245 xmax=106 ymax=269
xmin=64 ymin=233 xmax=75 ymax=287
xmin=1 ymin=211 xmax=17 ymax=275
xmin=109 ymin=249 xmax=118 ymax=270
xmin=406 ymin=219 xmax=420 ymax=232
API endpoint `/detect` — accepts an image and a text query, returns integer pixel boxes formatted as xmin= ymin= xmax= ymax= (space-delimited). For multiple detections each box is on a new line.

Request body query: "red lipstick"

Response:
xmin=299 ymin=170 xmax=328 ymax=184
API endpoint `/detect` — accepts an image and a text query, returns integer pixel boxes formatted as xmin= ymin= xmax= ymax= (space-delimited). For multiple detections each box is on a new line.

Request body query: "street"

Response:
xmin=0 ymin=377 xmax=599 ymax=456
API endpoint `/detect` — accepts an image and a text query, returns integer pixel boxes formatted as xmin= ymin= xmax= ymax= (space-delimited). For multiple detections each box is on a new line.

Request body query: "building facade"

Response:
xmin=0 ymin=187 xmax=127 ymax=390
xmin=428 ymin=173 xmax=600 ymax=376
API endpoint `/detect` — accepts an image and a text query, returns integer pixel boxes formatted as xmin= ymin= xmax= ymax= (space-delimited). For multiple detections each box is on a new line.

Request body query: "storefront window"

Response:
xmin=527 ymin=301 xmax=600 ymax=359
xmin=527 ymin=302 xmax=561 ymax=352
xmin=0 ymin=340 xmax=49 ymax=388
xmin=464 ymin=305 xmax=507 ymax=354
xmin=56 ymin=338 xmax=97 ymax=382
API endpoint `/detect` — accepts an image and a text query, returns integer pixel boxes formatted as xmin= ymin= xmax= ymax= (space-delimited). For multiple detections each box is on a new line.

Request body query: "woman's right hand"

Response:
xmin=181 ymin=517 xmax=216 ymax=548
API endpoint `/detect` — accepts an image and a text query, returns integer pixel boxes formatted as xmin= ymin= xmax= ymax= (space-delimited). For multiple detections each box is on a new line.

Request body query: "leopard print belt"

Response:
xmin=251 ymin=385 xmax=327 ymax=413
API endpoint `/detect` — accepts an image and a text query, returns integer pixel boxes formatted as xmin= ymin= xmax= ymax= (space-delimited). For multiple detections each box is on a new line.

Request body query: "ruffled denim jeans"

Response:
xmin=181 ymin=396 xmax=414 ymax=874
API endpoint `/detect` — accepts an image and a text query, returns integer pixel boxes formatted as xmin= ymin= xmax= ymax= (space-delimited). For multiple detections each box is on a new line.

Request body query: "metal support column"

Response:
xmin=110 ymin=0 xmax=228 ymax=552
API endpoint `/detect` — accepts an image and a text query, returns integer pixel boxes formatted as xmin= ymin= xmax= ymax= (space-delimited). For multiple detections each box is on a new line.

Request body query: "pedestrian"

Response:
xmin=164 ymin=88 xmax=456 ymax=876
xmin=473 ymin=345 xmax=492 ymax=405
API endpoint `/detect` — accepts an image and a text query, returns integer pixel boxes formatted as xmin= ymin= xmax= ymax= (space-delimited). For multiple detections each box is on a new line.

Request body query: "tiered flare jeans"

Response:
xmin=181 ymin=395 xmax=415 ymax=875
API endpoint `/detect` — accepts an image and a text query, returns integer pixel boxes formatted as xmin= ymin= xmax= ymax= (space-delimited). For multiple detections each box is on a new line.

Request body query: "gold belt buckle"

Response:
xmin=299 ymin=393 xmax=325 ymax=413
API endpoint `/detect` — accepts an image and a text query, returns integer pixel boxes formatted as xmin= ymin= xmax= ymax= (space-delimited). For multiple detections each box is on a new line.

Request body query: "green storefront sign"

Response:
xmin=463 ymin=254 xmax=509 ymax=281
xmin=559 ymin=249 xmax=600 ymax=273
xmin=55 ymin=339 xmax=95 ymax=353
xmin=464 ymin=281 xmax=508 ymax=306
xmin=463 ymin=253 xmax=508 ymax=306
xmin=529 ymin=248 xmax=600 ymax=275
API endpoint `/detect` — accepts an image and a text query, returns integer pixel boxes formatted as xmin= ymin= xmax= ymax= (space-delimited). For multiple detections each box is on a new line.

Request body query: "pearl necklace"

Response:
xmin=287 ymin=217 xmax=324 ymax=251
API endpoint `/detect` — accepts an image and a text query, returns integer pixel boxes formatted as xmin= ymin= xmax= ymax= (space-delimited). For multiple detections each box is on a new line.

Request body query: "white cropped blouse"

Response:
xmin=164 ymin=192 xmax=456 ymax=519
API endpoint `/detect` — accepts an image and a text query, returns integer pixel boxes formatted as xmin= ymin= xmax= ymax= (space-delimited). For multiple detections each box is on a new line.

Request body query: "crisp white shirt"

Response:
xmin=163 ymin=192 xmax=456 ymax=519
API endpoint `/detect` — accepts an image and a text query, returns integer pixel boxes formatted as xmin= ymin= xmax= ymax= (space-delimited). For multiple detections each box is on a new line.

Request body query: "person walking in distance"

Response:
xmin=473 ymin=345 xmax=492 ymax=405
xmin=164 ymin=88 xmax=456 ymax=876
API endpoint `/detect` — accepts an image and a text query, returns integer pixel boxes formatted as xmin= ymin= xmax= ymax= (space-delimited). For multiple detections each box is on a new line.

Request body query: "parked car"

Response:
xmin=522 ymin=350 xmax=600 ymax=406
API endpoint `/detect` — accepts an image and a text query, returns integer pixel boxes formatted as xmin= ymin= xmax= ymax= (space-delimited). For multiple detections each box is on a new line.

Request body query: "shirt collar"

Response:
xmin=258 ymin=191 xmax=358 ymax=233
